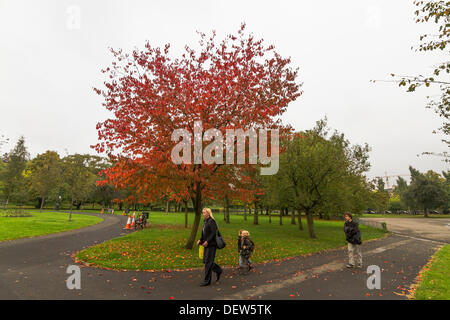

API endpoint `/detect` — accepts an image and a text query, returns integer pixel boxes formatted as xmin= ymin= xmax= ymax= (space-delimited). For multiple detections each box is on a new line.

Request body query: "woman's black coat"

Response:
xmin=200 ymin=217 xmax=218 ymax=247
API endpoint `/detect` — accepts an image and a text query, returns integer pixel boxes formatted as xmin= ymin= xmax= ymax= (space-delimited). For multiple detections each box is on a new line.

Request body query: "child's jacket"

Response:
xmin=240 ymin=237 xmax=255 ymax=259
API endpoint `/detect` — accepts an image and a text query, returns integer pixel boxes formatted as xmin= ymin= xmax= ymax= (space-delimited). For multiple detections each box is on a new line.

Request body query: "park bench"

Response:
xmin=135 ymin=211 xmax=149 ymax=229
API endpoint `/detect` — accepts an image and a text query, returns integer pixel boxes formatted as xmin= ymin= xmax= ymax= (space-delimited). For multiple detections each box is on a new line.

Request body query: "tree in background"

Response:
xmin=27 ymin=151 xmax=61 ymax=211
xmin=261 ymin=166 xmax=296 ymax=226
xmin=394 ymin=176 xmax=409 ymax=196
xmin=403 ymin=166 xmax=448 ymax=216
xmin=0 ymin=134 xmax=8 ymax=154
xmin=278 ymin=119 xmax=372 ymax=238
xmin=376 ymin=177 xmax=386 ymax=192
xmin=0 ymin=137 xmax=29 ymax=208
xmin=320 ymin=174 xmax=373 ymax=218
xmin=0 ymin=146 xmax=140 ymax=210
xmin=442 ymin=170 xmax=450 ymax=212
xmin=94 ymin=24 xmax=302 ymax=249
xmin=63 ymin=154 xmax=97 ymax=220
xmin=388 ymin=176 xmax=409 ymax=212
xmin=372 ymin=177 xmax=389 ymax=213
xmin=389 ymin=1 xmax=450 ymax=160
xmin=0 ymin=155 xmax=6 ymax=203
xmin=388 ymin=194 xmax=406 ymax=213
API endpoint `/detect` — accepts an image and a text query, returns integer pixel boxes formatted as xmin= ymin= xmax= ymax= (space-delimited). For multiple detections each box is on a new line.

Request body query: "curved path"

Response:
xmin=0 ymin=213 xmax=128 ymax=299
xmin=362 ymin=217 xmax=450 ymax=243
xmin=0 ymin=214 xmax=444 ymax=300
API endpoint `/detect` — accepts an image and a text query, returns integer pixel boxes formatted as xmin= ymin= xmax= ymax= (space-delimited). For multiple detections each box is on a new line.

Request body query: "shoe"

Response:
xmin=200 ymin=281 xmax=211 ymax=287
xmin=346 ymin=264 xmax=354 ymax=268
xmin=216 ymin=271 xmax=222 ymax=282
xmin=357 ymin=264 xmax=363 ymax=268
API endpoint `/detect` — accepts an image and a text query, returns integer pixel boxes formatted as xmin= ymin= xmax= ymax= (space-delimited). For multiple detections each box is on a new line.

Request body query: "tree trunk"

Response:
xmin=40 ymin=196 xmax=45 ymax=212
xmin=165 ymin=200 xmax=170 ymax=215
xmin=225 ymin=196 xmax=230 ymax=224
xmin=291 ymin=208 xmax=296 ymax=224
xmin=424 ymin=207 xmax=429 ymax=218
xmin=305 ymin=209 xmax=316 ymax=238
xmin=184 ymin=200 xmax=188 ymax=228
xmin=253 ymin=203 xmax=259 ymax=225
xmin=186 ymin=203 xmax=201 ymax=249
xmin=297 ymin=209 xmax=303 ymax=230
xmin=279 ymin=208 xmax=283 ymax=225
xmin=4 ymin=197 xmax=8 ymax=210
xmin=244 ymin=206 xmax=247 ymax=221
xmin=185 ymin=184 xmax=202 ymax=249
xmin=268 ymin=209 xmax=271 ymax=223
xmin=69 ymin=194 xmax=74 ymax=221
xmin=55 ymin=188 xmax=62 ymax=210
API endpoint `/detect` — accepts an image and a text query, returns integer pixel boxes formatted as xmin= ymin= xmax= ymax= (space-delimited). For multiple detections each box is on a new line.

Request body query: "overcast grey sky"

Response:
xmin=0 ymin=0 xmax=448 ymax=182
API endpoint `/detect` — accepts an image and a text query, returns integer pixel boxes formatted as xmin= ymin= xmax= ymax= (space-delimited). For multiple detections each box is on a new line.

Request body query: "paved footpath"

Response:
xmin=365 ymin=217 xmax=450 ymax=243
xmin=0 ymin=213 xmax=446 ymax=300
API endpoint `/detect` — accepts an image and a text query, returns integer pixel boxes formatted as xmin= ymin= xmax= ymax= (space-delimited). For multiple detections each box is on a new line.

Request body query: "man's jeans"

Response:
xmin=347 ymin=243 xmax=362 ymax=266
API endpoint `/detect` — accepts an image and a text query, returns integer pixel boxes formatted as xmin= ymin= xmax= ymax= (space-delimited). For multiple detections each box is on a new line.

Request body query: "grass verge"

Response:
xmin=411 ymin=244 xmax=450 ymax=300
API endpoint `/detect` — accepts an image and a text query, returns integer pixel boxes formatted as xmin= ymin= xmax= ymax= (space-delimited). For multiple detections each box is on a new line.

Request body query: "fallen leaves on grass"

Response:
xmin=73 ymin=219 xmax=386 ymax=272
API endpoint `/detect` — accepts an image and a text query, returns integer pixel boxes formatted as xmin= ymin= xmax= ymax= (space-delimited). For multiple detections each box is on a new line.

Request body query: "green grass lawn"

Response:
xmin=0 ymin=210 xmax=103 ymax=242
xmin=75 ymin=212 xmax=386 ymax=271
xmin=413 ymin=245 xmax=450 ymax=300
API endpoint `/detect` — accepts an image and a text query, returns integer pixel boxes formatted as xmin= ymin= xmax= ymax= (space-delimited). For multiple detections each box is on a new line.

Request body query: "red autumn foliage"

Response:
xmin=93 ymin=23 xmax=302 ymax=248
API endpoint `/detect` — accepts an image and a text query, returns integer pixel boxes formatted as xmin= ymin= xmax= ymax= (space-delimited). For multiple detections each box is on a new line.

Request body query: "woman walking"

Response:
xmin=344 ymin=213 xmax=362 ymax=268
xmin=197 ymin=208 xmax=223 ymax=286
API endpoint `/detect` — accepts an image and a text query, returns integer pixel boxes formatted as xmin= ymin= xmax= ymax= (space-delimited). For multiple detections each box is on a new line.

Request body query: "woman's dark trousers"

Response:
xmin=203 ymin=246 xmax=222 ymax=283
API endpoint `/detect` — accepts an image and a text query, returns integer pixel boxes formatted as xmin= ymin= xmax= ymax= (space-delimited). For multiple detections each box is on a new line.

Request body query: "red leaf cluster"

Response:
xmin=93 ymin=23 xmax=302 ymax=205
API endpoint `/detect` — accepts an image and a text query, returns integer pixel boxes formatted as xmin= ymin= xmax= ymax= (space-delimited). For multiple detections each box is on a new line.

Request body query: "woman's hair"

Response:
xmin=344 ymin=212 xmax=353 ymax=219
xmin=241 ymin=230 xmax=250 ymax=237
xmin=203 ymin=207 xmax=214 ymax=220
xmin=238 ymin=229 xmax=244 ymax=236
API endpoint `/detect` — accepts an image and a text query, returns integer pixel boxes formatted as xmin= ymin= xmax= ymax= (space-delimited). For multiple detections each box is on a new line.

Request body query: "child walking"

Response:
xmin=238 ymin=230 xmax=254 ymax=273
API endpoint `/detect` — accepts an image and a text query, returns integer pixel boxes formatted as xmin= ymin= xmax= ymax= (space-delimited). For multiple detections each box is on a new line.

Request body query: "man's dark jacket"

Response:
xmin=344 ymin=220 xmax=362 ymax=245
xmin=200 ymin=217 xmax=218 ymax=247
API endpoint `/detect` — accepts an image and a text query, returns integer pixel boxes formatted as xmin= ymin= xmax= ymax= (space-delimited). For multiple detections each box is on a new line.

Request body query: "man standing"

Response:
xmin=197 ymin=208 xmax=223 ymax=286
xmin=344 ymin=213 xmax=362 ymax=268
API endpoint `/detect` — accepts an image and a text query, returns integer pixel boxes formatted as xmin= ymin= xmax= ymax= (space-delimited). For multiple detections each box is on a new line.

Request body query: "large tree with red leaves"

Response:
xmin=94 ymin=24 xmax=301 ymax=249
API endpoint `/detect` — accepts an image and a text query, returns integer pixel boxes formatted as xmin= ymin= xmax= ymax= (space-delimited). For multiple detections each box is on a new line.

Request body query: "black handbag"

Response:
xmin=215 ymin=230 xmax=226 ymax=249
